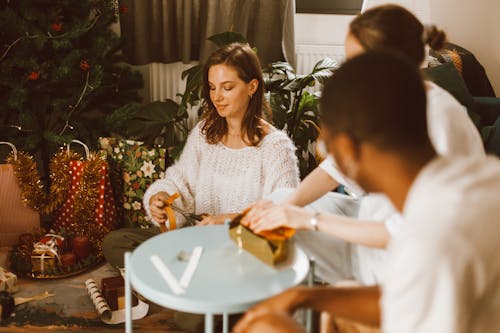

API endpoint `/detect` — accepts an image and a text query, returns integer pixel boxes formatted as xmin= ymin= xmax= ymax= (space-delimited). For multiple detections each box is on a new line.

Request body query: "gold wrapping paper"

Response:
xmin=228 ymin=214 xmax=292 ymax=266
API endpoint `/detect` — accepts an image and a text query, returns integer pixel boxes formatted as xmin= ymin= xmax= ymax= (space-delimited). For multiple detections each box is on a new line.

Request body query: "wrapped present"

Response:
xmin=101 ymin=276 xmax=138 ymax=311
xmin=99 ymin=138 xmax=167 ymax=228
xmin=0 ymin=268 xmax=18 ymax=293
xmin=31 ymin=242 xmax=61 ymax=274
xmin=228 ymin=214 xmax=295 ymax=266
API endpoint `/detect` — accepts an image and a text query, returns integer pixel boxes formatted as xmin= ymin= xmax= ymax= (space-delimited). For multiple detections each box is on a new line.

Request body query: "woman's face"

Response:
xmin=208 ymin=64 xmax=258 ymax=119
xmin=344 ymin=32 xmax=366 ymax=60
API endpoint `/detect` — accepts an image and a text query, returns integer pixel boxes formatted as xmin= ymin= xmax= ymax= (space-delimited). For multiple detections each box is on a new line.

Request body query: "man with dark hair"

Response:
xmin=234 ymin=53 xmax=500 ymax=333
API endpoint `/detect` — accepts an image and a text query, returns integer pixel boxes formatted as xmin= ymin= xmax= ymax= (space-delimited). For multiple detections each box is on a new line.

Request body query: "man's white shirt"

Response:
xmin=382 ymin=156 xmax=500 ymax=332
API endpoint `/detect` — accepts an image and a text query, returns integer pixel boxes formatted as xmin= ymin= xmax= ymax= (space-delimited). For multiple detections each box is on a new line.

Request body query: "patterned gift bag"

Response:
xmin=0 ymin=142 xmax=40 ymax=246
xmin=99 ymin=138 xmax=167 ymax=228
xmin=52 ymin=140 xmax=117 ymax=233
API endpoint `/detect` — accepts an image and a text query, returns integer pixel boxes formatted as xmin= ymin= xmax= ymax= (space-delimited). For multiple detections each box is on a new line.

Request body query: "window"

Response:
xmin=296 ymin=0 xmax=363 ymax=15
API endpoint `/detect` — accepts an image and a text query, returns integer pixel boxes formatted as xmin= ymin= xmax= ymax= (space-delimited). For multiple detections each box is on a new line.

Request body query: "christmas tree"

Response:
xmin=0 ymin=0 xmax=143 ymax=178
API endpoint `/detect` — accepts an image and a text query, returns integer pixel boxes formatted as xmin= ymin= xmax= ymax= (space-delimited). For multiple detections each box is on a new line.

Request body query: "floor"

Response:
xmin=0 ymin=247 xmax=184 ymax=332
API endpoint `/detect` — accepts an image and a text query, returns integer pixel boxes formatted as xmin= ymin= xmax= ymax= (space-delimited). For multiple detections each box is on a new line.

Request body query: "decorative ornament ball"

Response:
xmin=27 ymin=71 xmax=39 ymax=81
xmin=79 ymin=60 xmax=90 ymax=71
xmin=51 ymin=22 xmax=62 ymax=32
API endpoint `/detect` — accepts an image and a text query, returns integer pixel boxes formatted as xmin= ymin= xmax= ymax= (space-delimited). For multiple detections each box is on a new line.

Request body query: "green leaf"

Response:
xmin=268 ymin=91 xmax=291 ymax=130
xmin=208 ymin=31 xmax=248 ymax=47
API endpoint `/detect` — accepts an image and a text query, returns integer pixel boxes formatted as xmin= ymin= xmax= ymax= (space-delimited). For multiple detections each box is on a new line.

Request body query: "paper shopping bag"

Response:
xmin=0 ymin=142 xmax=40 ymax=246
xmin=52 ymin=140 xmax=117 ymax=234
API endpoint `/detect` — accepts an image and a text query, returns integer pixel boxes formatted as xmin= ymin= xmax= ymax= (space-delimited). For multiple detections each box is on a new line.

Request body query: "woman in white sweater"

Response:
xmin=242 ymin=5 xmax=485 ymax=284
xmin=103 ymin=43 xmax=299 ymax=267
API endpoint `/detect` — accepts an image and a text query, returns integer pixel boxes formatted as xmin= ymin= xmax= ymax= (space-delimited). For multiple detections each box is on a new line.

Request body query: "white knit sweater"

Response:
xmin=143 ymin=122 xmax=300 ymax=228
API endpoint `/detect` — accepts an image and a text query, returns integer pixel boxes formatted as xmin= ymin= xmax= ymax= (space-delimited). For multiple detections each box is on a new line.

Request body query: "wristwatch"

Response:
xmin=310 ymin=212 xmax=320 ymax=231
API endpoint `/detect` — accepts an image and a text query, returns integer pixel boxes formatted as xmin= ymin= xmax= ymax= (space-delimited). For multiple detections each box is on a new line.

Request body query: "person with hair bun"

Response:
xmin=102 ymin=43 xmax=300 ymax=268
xmin=242 ymin=5 xmax=485 ymax=285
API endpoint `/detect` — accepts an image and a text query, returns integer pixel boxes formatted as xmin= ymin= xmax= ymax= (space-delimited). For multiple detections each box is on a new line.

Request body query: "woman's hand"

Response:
xmin=149 ymin=192 xmax=170 ymax=224
xmin=241 ymin=200 xmax=314 ymax=233
xmin=233 ymin=287 xmax=303 ymax=333
xmin=198 ymin=213 xmax=236 ymax=226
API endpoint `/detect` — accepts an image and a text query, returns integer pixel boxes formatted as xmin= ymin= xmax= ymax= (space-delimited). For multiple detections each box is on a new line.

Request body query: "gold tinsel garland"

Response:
xmin=7 ymin=152 xmax=47 ymax=211
xmin=72 ymin=153 xmax=110 ymax=256
xmin=7 ymin=147 xmax=112 ymax=257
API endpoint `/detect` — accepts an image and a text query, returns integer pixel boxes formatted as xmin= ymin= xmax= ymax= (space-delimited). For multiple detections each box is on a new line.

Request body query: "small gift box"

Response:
xmin=31 ymin=243 xmax=60 ymax=274
xmin=0 ymin=267 xmax=18 ymax=293
xmin=101 ymin=276 xmax=138 ymax=311
xmin=228 ymin=214 xmax=295 ymax=266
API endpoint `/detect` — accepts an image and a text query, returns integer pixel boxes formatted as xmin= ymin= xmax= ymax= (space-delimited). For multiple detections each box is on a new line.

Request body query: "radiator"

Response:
xmin=148 ymin=61 xmax=200 ymax=127
xmin=148 ymin=62 xmax=197 ymax=102
xmin=295 ymin=44 xmax=345 ymax=75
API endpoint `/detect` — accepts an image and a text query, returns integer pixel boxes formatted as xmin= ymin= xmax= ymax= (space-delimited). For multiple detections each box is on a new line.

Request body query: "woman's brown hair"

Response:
xmin=349 ymin=5 xmax=446 ymax=65
xmin=201 ymin=43 xmax=269 ymax=146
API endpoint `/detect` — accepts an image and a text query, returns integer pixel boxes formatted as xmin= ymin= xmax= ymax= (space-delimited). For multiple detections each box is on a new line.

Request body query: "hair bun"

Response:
xmin=423 ymin=25 xmax=446 ymax=50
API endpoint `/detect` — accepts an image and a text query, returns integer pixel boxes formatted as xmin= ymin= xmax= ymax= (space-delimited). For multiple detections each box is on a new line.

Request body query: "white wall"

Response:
xmin=295 ymin=13 xmax=354 ymax=46
xmin=295 ymin=1 xmax=500 ymax=95
xmin=429 ymin=0 xmax=500 ymax=95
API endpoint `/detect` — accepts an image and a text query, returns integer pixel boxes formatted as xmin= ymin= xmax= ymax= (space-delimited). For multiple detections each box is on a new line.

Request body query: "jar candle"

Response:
xmin=72 ymin=236 xmax=90 ymax=259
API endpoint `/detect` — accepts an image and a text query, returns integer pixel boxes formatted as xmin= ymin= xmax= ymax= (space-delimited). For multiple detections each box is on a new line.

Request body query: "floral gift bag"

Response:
xmin=99 ymin=138 xmax=167 ymax=228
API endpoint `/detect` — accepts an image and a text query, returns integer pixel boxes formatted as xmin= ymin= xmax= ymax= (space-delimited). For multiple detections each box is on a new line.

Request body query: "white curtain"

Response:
xmin=362 ymin=0 xmax=431 ymax=23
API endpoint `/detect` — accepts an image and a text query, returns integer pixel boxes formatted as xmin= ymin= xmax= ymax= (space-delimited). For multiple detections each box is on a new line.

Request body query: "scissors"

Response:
xmin=170 ymin=204 xmax=205 ymax=226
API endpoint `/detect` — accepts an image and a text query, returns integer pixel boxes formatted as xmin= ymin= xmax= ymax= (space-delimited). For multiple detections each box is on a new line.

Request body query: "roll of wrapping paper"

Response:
xmin=85 ymin=279 xmax=148 ymax=324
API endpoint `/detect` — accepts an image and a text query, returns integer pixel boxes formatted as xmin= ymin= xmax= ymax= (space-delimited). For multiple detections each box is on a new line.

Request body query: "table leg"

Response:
xmin=125 ymin=252 xmax=132 ymax=333
xmin=305 ymin=258 xmax=316 ymax=333
xmin=222 ymin=312 xmax=229 ymax=333
xmin=205 ymin=313 xmax=214 ymax=333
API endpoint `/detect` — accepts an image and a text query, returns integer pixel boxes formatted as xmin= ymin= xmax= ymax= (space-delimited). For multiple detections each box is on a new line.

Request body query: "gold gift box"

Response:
xmin=31 ymin=249 xmax=57 ymax=274
xmin=228 ymin=214 xmax=294 ymax=266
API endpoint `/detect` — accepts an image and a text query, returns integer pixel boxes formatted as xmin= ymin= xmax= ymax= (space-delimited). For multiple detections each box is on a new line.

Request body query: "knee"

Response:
xmin=243 ymin=312 xmax=304 ymax=333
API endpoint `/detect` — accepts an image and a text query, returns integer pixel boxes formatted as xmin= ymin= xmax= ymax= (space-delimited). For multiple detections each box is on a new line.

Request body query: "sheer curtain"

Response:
xmin=118 ymin=0 xmax=295 ymax=67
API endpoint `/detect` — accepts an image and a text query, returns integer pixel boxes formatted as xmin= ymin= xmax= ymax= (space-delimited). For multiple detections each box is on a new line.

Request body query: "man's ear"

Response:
xmin=329 ymin=133 xmax=360 ymax=178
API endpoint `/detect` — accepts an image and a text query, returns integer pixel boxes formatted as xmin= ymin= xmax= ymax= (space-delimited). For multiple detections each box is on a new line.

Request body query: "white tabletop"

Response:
xmin=128 ymin=225 xmax=310 ymax=314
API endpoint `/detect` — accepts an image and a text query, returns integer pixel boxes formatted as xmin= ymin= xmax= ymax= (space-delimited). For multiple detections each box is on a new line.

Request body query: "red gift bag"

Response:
xmin=52 ymin=140 xmax=117 ymax=233
xmin=0 ymin=142 xmax=40 ymax=246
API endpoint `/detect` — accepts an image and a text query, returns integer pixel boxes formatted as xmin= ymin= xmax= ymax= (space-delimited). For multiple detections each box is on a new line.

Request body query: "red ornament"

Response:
xmin=119 ymin=5 xmax=129 ymax=14
xmin=27 ymin=71 xmax=39 ymax=81
xmin=79 ymin=60 xmax=90 ymax=71
xmin=61 ymin=252 xmax=77 ymax=267
xmin=51 ymin=22 xmax=62 ymax=32
xmin=73 ymin=236 xmax=91 ymax=259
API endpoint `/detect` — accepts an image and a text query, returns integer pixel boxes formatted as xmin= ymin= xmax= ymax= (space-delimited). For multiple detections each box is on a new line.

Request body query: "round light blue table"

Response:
xmin=124 ymin=225 xmax=310 ymax=333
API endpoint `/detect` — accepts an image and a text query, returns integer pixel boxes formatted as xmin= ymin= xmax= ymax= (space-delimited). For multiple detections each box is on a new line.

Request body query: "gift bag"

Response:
xmin=0 ymin=142 xmax=40 ymax=246
xmin=99 ymin=138 xmax=167 ymax=228
xmin=52 ymin=140 xmax=117 ymax=233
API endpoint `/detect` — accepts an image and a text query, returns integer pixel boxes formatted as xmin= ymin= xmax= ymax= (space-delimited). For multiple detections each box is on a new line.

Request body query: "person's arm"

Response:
xmin=143 ymin=124 xmax=202 ymax=228
xmin=262 ymin=133 xmax=301 ymax=195
xmin=286 ymin=167 xmax=339 ymax=207
xmin=242 ymin=202 xmax=391 ymax=249
xmin=234 ymin=285 xmax=381 ymax=333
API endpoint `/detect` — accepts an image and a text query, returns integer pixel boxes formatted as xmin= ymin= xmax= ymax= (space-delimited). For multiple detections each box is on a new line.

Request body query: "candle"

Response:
xmin=61 ymin=252 xmax=77 ymax=267
xmin=72 ymin=236 xmax=91 ymax=260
